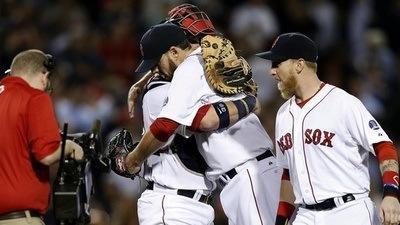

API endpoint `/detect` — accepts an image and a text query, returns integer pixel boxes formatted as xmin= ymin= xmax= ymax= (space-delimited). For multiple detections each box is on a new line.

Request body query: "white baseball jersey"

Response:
xmin=138 ymin=76 xmax=215 ymax=225
xmin=158 ymin=47 xmax=280 ymax=225
xmin=275 ymin=83 xmax=391 ymax=205
xmin=158 ymin=47 xmax=274 ymax=180
xmin=140 ymin=76 xmax=213 ymax=191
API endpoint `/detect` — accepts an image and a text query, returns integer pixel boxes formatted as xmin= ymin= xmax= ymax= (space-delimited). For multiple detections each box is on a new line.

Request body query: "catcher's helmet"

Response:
xmin=167 ymin=4 xmax=216 ymax=37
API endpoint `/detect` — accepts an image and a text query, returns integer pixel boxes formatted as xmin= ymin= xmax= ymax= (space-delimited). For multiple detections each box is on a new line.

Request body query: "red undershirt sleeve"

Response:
xmin=150 ymin=118 xmax=180 ymax=142
xmin=189 ymin=104 xmax=211 ymax=132
xmin=373 ymin=141 xmax=398 ymax=162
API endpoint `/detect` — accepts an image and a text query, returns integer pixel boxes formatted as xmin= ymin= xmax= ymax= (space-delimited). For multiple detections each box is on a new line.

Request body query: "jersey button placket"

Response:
xmin=292 ymin=118 xmax=308 ymax=202
xmin=296 ymin=113 xmax=314 ymax=203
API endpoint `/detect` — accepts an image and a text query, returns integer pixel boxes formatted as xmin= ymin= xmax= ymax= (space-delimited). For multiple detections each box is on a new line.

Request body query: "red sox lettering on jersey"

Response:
xmin=277 ymin=130 xmax=335 ymax=152
xmin=275 ymin=84 xmax=391 ymax=205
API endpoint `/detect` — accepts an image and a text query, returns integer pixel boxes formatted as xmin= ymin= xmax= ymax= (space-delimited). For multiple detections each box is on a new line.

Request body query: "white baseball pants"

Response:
xmin=219 ymin=157 xmax=281 ymax=225
xmin=293 ymin=197 xmax=380 ymax=225
xmin=137 ymin=190 xmax=214 ymax=225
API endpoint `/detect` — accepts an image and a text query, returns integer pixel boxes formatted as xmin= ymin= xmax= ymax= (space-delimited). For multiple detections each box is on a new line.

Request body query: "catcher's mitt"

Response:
xmin=200 ymin=35 xmax=258 ymax=95
xmin=106 ymin=129 xmax=138 ymax=179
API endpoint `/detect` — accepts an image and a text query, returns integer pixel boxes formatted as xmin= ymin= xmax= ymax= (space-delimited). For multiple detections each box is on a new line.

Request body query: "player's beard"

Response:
xmin=158 ymin=57 xmax=177 ymax=79
xmin=277 ymin=72 xmax=297 ymax=100
xmin=168 ymin=58 xmax=178 ymax=74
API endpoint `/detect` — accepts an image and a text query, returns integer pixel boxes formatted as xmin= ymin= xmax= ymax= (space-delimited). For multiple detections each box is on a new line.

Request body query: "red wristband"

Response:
xmin=383 ymin=171 xmax=400 ymax=186
xmin=382 ymin=171 xmax=399 ymax=198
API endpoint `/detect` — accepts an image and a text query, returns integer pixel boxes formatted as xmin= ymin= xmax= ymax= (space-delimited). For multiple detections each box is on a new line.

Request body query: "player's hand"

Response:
xmin=66 ymin=140 xmax=84 ymax=160
xmin=124 ymin=152 xmax=141 ymax=174
xmin=127 ymin=83 xmax=142 ymax=118
xmin=379 ymin=195 xmax=400 ymax=225
xmin=126 ymin=164 xmax=141 ymax=175
xmin=128 ymin=71 xmax=155 ymax=118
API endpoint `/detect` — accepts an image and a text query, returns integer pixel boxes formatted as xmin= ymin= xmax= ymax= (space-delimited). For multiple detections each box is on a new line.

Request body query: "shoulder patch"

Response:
xmin=368 ymin=120 xmax=380 ymax=130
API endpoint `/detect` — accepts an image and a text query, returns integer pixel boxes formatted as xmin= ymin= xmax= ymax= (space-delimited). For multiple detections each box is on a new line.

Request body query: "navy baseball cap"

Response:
xmin=135 ymin=23 xmax=187 ymax=74
xmin=256 ymin=33 xmax=318 ymax=64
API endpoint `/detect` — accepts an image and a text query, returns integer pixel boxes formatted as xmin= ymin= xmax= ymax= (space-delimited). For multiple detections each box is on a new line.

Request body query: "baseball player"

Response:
xmin=109 ymin=24 xmax=263 ymax=225
xmin=256 ymin=32 xmax=400 ymax=225
xmin=127 ymin=3 xmax=217 ymax=119
xmin=125 ymin=21 xmax=281 ymax=225
xmin=137 ymin=69 xmax=215 ymax=225
xmin=125 ymin=4 xmax=281 ymax=225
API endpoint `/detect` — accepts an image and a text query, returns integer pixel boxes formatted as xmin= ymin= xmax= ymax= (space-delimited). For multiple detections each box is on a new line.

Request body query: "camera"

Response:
xmin=53 ymin=120 xmax=110 ymax=225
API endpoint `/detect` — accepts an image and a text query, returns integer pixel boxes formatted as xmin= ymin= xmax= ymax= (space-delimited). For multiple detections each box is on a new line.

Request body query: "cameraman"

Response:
xmin=0 ymin=49 xmax=84 ymax=225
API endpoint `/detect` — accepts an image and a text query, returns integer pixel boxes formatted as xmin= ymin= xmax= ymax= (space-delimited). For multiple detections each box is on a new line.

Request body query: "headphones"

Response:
xmin=43 ymin=54 xmax=55 ymax=74
xmin=43 ymin=54 xmax=55 ymax=93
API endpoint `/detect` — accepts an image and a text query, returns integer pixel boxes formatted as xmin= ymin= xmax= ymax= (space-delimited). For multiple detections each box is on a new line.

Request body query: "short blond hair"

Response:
xmin=305 ymin=61 xmax=317 ymax=72
xmin=10 ymin=49 xmax=47 ymax=76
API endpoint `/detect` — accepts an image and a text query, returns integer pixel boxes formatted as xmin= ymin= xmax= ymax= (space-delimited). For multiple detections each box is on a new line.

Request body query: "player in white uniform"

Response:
xmin=125 ymin=22 xmax=281 ymax=225
xmin=256 ymin=32 xmax=400 ymax=225
xmin=129 ymin=23 xmax=266 ymax=225
xmin=125 ymin=4 xmax=281 ymax=225
xmin=138 ymin=72 xmax=214 ymax=225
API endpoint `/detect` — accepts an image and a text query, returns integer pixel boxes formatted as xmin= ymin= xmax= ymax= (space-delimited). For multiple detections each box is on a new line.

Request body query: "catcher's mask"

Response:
xmin=167 ymin=3 xmax=216 ymax=37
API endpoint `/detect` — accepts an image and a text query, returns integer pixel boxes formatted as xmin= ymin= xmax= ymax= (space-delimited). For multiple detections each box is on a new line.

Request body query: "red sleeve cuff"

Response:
xmin=150 ymin=118 xmax=179 ymax=142
xmin=189 ymin=104 xmax=211 ymax=132
xmin=374 ymin=141 xmax=398 ymax=162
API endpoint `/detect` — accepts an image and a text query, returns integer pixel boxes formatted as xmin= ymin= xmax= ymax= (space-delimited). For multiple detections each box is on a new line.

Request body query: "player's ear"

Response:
xmin=168 ymin=46 xmax=179 ymax=59
xmin=295 ymin=58 xmax=305 ymax=74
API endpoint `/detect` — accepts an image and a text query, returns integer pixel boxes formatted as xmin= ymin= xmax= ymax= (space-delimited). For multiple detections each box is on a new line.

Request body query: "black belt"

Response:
xmin=224 ymin=150 xmax=274 ymax=180
xmin=0 ymin=210 xmax=42 ymax=220
xmin=302 ymin=194 xmax=356 ymax=211
xmin=146 ymin=182 xmax=211 ymax=204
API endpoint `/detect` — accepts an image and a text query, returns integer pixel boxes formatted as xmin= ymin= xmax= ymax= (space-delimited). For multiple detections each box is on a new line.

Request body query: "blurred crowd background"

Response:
xmin=1 ymin=0 xmax=399 ymax=224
